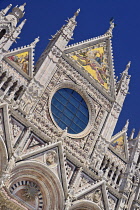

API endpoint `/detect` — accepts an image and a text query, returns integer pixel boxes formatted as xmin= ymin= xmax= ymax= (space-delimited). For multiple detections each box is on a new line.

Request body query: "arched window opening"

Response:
xmin=14 ymin=85 xmax=24 ymax=100
xmin=7 ymin=81 xmax=17 ymax=95
xmin=0 ymin=29 xmax=6 ymax=40
xmin=1 ymin=77 xmax=12 ymax=91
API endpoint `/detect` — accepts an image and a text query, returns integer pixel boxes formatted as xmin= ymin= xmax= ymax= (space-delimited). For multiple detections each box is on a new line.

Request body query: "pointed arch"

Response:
xmin=0 ymin=29 xmax=6 ymax=40
xmin=8 ymin=161 xmax=65 ymax=210
xmin=70 ymin=200 xmax=101 ymax=210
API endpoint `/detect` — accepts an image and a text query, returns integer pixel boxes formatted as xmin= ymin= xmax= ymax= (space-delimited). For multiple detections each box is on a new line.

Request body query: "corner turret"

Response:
xmin=0 ymin=4 xmax=26 ymax=61
xmin=5 ymin=3 xmax=26 ymax=27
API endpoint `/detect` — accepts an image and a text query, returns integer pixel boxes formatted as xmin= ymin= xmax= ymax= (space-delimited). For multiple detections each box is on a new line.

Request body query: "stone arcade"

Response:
xmin=0 ymin=3 xmax=140 ymax=210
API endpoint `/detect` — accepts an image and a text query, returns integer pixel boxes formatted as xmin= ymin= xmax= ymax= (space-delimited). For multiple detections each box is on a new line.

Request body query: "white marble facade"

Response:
xmin=0 ymin=3 xmax=139 ymax=210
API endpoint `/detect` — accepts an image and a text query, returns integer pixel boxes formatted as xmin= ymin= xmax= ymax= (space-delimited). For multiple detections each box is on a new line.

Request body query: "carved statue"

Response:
xmin=46 ymin=150 xmax=57 ymax=166
xmin=92 ymin=189 xmax=102 ymax=203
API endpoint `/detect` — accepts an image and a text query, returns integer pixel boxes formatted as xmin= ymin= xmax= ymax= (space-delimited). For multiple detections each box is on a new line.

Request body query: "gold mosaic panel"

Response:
xmin=71 ymin=45 xmax=109 ymax=90
xmin=111 ymin=136 xmax=125 ymax=157
xmin=7 ymin=51 xmax=29 ymax=74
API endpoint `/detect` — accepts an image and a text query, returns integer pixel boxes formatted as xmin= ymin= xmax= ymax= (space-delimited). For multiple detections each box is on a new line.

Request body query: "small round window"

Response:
xmin=51 ymin=88 xmax=89 ymax=134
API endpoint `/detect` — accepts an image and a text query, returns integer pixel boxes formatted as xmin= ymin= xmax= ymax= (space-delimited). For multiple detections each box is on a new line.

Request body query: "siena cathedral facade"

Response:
xmin=0 ymin=3 xmax=140 ymax=210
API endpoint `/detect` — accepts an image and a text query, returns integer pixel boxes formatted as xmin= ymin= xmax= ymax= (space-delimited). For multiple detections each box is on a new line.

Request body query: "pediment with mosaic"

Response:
xmin=110 ymin=135 xmax=126 ymax=158
xmin=7 ymin=51 xmax=29 ymax=75
xmin=71 ymin=43 xmax=109 ymax=90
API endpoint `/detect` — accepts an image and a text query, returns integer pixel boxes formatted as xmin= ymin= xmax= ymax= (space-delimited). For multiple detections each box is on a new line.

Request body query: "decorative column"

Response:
xmin=114 ymin=169 xmax=121 ymax=186
xmin=109 ymin=165 xmax=116 ymax=180
xmin=0 ymin=76 xmax=7 ymax=89
xmin=1 ymin=80 xmax=13 ymax=99
xmin=100 ymin=157 xmax=108 ymax=171
xmin=7 ymin=84 xmax=19 ymax=101
xmin=104 ymin=161 xmax=112 ymax=179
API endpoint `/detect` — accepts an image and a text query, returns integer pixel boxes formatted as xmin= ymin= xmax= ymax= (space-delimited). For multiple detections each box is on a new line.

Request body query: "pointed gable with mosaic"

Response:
xmin=109 ymin=122 xmax=129 ymax=161
xmin=4 ymin=37 xmax=39 ymax=79
xmin=64 ymin=21 xmax=116 ymax=98
xmin=70 ymin=42 xmax=109 ymax=90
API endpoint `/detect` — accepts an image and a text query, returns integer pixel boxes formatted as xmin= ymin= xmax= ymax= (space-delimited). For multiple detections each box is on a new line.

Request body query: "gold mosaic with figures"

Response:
xmin=7 ymin=51 xmax=29 ymax=74
xmin=71 ymin=44 xmax=109 ymax=90
xmin=111 ymin=135 xmax=125 ymax=158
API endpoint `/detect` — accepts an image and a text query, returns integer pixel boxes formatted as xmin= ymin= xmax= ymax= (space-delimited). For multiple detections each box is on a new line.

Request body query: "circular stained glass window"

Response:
xmin=51 ymin=88 xmax=89 ymax=134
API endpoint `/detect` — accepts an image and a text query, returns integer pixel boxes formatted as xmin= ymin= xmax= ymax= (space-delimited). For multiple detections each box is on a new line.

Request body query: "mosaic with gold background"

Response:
xmin=111 ymin=135 xmax=125 ymax=157
xmin=71 ymin=43 xmax=109 ymax=90
xmin=7 ymin=51 xmax=29 ymax=75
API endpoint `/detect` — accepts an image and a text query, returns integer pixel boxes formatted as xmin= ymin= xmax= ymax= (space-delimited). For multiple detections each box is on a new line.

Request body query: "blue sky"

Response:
xmin=1 ymin=0 xmax=140 ymax=137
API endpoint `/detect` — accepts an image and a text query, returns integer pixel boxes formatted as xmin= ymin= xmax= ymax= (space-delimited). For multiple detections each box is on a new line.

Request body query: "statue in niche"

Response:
xmin=46 ymin=150 xmax=57 ymax=166
xmin=92 ymin=189 xmax=102 ymax=203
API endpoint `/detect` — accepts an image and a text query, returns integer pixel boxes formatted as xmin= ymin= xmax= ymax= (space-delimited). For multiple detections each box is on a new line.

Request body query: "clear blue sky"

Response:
xmin=1 ymin=0 xmax=140 ymax=137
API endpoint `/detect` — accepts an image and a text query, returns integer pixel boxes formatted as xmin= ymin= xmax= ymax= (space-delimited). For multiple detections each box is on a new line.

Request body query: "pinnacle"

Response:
xmin=1 ymin=4 xmax=12 ymax=16
xmin=105 ymin=18 xmax=115 ymax=37
xmin=19 ymin=3 xmax=26 ymax=12
xmin=69 ymin=8 xmax=80 ymax=22
xmin=129 ymin=128 xmax=135 ymax=140
xmin=30 ymin=36 xmax=40 ymax=47
xmin=74 ymin=8 xmax=80 ymax=17
xmin=122 ymin=119 xmax=129 ymax=131
xmin=123 ymin=61 xmax=131 ymax=74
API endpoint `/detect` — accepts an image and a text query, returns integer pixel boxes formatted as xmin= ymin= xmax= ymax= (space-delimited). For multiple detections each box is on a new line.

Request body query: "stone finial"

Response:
xmin=122 ymin=119 xmax=129 ymax=131
xmin=30 ymin=36 xmax=40 ymax=47
xmin=1 ymin=4 xmax=12 ymax=16
xmin=18 ymin=18 xmax=27 ymax=29
xmin=69 ymin=8 xmax=80 ymax=22
xmin=19 ymin=3 xmax=26 ymax=12
xmin=123 ymin=61 xmax=131 ymax=74
xmin=74 ymin=8 xmax=80 ymax=17
xmin=105 ymin=18 xmax=115 ymax=37
xmin=61 ymin=127 xmax=68 ymax=138
xmin=129 ymin=128 xmax=135 ymax=140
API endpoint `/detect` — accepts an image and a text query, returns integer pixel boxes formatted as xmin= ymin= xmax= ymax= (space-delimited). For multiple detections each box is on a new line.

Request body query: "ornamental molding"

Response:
xmin=48 ymin=81 xmax=96 ymax=139
xmin=0 ymin=188 xmax=27 ymax=210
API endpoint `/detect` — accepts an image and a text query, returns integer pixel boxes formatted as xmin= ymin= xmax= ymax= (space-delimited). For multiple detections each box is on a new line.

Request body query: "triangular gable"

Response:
xmin=16 ymin=141 xmax=68 ymax=198
xmin=22 ymin=133 xmax=46 ymax=152
xmin=74 ymin=180 xmax=110 ymax=210
xmin=9 ymin=116 xmax=25 ymax=148
xmin=0 ymin=103 xmax=13 ymax=158
xmin=110 ymin=130 xmax=129 ymax=161
xmin=64 ymin=35 xmax=116 ymax=99
xmin=4 ymin=47 xmax=33 ymax=79
xmin=74 ymin=172 xmax=95 ymax=194
xmin=3 ymin=37 xmax=39 ymax=80
xmin=66 ymin=160 xmax=76 ymax=183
